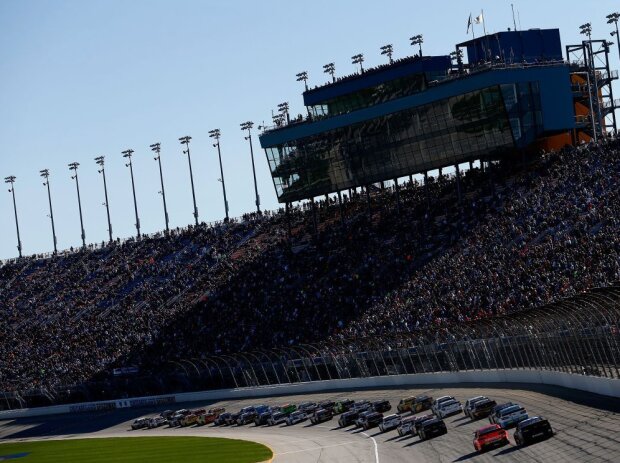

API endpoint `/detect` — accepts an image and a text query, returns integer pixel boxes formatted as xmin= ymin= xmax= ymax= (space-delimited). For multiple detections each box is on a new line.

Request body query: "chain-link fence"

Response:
xmin=2 ymin=287 xmax=618 ymax=411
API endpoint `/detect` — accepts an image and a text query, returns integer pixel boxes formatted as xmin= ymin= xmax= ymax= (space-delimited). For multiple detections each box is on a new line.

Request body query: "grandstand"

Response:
xmin=1 ymin=137 xmax=619 ymax=408
xmin=1 ymin=27 xmax=619 ymax=411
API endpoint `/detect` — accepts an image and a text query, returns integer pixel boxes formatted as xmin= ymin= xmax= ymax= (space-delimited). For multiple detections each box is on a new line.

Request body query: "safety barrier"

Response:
xmin=1 ymin=368 xmax=618 ymax=420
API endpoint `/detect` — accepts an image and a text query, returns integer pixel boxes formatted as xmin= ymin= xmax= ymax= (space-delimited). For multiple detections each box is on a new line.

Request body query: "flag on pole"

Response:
xmin=467 ymin=13 xmax=472 ymax=34
xmin=475 ymin=13 xmax=484 ymax=24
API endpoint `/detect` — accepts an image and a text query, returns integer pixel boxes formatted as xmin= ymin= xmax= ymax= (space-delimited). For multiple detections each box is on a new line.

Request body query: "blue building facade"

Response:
xmin=259 ymin=30 xmax=575 ymax=203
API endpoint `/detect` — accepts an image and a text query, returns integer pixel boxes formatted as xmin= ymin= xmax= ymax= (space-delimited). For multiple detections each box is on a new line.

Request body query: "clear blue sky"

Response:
xmin=1 ymin=0 xmax=619 ymax=259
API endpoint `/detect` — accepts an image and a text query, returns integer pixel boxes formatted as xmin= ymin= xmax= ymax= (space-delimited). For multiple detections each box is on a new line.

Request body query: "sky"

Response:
xmin=1 ymin=0 xmax=619 ymax=260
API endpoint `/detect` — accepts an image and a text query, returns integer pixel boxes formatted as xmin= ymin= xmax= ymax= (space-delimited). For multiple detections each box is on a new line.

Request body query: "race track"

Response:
xmin=1 ymin=383 xmax=619 ymax=462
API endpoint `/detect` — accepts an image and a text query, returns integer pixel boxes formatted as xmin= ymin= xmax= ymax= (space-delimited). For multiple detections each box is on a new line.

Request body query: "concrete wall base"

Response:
xmin=2 ymin=369 xmax=618 ymax=419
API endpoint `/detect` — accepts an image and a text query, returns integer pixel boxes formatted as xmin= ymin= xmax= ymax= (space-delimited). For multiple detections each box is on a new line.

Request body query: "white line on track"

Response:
xmin=361 ymin=432 xmax=380 ymax=463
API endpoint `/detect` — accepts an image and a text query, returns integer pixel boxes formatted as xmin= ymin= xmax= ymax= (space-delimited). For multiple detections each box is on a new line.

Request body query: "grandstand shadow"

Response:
xmin=88 ymin=169 xmax=498 ymax=396
xmin=0 ymin=407 xmax=154 ymax=440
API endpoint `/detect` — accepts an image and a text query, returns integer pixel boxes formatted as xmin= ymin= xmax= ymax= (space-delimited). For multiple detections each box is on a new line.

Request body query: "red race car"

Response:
xmin=473 ymin=424 xmax=509 ymax=452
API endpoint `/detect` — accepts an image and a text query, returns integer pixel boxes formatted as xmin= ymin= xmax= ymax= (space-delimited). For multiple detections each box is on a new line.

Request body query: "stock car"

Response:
xmin=198 ymin=407 xmax=226 ymax=425
xmin=514 ymin=417 xmax=554 ymax=445
xmin=397 ymin=416 xmax=417 ymax=436
xmin=147 ymin=416 xmax=166 ymax=428
xmin=489 ymin=403 xmax=515 ymax=424
xmin=352 ymin=400 xmax=372 ymax=413
xmin=464 ymin=396 xmax=488 ymax=419
xmin=281 ymin=403 xmax=297 ymax=415
xmin=318 ymin=400 xmax=336 ymax=413
xmin=431 ymin=396 xmax=455 ymax=414
xmin=267 ymin=411 xmax=288 ymax=426
xmin=411 ymin=414 xmax=436 ymax=436
xmin=286 ymin=410 xmax=308 ymax=426
xmin=379 ymin=414 xmax=401 ymax=432
xmin=224 ymin=411 xmax=242 ymax=426
xmin=310 ymin=408 xmax=333 ymax=424
xmin=355 ymin=411 xmax=374 ymax=428
xmin=160 ymin=410 xmax=175 ymax=421
xmin=358 ymin=412 xmax=383 ymax=430
xmin=180 ymin=414 xmax=199 ymax=427
xmin=255 ymin=407 xmax=279 ymax=426
xmin=168 ymin=409 xmax=191 ymax=427
xmin=214 ymin=412 xmax=231 ymax=426
xmin=236 ymin=406 xmax=259 ymax=425
xmin=130 ymin=417 xmax=150 ymax=430
xmin=397 ymin=395 xmax=432 ymax=414
xmin=372 ymin=400 xmax=392 ymax=413
xmin=333 ymin=399 xmax=355 ymax=414
xmin=473 ymin=424 xmax=509 ymax=452
xmin=435 ymin=399 xmax=463 ymax=419
xmin=338 ymin=410 xmax=361 ymax=428
xmin=418 ymin=417 xmax=448 ymax=441
xmin=496 ymin=405 xmax=529 ymax=429
xmin=298 ymin=402 xmax=318 ymax=414
xmin=470 ymin=399 xmax=497 ymax=420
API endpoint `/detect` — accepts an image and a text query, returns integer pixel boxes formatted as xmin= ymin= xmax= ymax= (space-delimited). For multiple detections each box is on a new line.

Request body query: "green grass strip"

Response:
xmin=0 ymin=436 xmax=272 ymax=463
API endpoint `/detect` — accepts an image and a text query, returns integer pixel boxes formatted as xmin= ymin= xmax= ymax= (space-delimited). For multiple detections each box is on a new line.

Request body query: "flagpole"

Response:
xmin=481 ymin=10 xmax=488 ymax=36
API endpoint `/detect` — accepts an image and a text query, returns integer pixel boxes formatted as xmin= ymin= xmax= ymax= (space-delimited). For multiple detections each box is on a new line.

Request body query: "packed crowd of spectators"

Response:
xmin=1 ymin=137 xmax=619 ymax=397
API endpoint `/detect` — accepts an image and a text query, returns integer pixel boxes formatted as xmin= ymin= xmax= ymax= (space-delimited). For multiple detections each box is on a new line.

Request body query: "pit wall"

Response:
xmin=2 ymin=369 xmax=618 ymax=420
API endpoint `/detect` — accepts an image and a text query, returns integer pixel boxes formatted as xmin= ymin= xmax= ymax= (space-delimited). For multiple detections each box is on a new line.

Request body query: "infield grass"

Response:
xmin=0 ymin=436 xmax=272 ymax=462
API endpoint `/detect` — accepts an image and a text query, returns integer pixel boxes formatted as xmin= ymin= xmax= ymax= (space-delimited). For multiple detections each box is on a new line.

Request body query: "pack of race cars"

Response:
xmin=129 ymin=394 xmax=554 ymax=452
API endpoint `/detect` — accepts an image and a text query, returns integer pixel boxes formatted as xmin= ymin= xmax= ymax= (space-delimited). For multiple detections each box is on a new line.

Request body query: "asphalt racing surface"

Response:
xmin=1 ymin=384 xmax=619 ymax=462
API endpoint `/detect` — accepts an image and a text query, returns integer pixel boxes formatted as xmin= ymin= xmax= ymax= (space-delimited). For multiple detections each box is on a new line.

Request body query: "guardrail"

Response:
xmin=1 ymin=286 xmax=618 ymax=411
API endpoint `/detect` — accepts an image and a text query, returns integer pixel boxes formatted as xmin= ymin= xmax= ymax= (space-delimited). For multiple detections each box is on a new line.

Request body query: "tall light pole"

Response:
xmin=277 ymin=101 xmax=290 ymax=124
xmin=608 ymin=12 xmax=620 ymax=60
xmin=208 ymin=129 xmax=229 ymax=220
xmin=580 ymin=22 xmax=592 ymax=40
xmin=296 ymin=71 xmax=309 ymax=91
xmin=178 ymin=136 xmax=199 ymax=226
xmin=410 ymin=34 xmax=424 ymax=57
xmin=380 ymin=44 xmax=394 ymax=64
xmin=4 ymin=176 xmax=22 ymax=258
xmin=352 ymin=53 xmax=364 ymax=73
xmin=150 ymin=143 xmax=170 ymax=231
xmin=323 ymin=62 xmax=336 ymax=83
xmin=122 ymin=149 xmax=140 ymax=238
xmin=68 ymin=162 xmax=86 ymax=248
xmin=40 ymin=169 xmax=58 ymax=254
xmin=241 ymin=121 xmax=261 ymax=214
xmin=94 ymin=156 xmax=113 ymax=243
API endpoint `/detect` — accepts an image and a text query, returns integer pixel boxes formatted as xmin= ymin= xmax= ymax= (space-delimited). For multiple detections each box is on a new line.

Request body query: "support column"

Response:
xmin=424 ymin=171 xmax=430 ymax=210
xmin=365 ymin=185 xmax=372 ymax=218
xmin=394 ymin=178 xmax=401 ymax=215
xmin=285 ymin=202 xmax=292 ymax=240
xmin=455 ymin=164 xmax=462 ymax=204
xmin=337 ymin=190 xmax=344 ymax=225
xmin=311 ymin=197 xmax=318 ymax=235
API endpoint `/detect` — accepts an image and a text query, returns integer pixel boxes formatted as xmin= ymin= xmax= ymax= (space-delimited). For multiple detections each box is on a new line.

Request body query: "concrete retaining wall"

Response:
xmin=2 ymin=369 xmax=618 ymax=419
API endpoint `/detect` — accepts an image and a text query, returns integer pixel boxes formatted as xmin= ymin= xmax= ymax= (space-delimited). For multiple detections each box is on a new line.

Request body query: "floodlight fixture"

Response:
xmin=410 ymin=34 xmax=424 ymax=56
xmin=380 ymin=44 xmax=394 ymax=64
xmin=351 ymin=53 xmax=364 ymax=73
xmin=323 ymin=62 xmax=336 ymax=82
